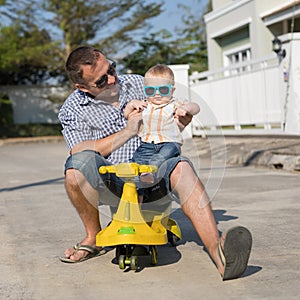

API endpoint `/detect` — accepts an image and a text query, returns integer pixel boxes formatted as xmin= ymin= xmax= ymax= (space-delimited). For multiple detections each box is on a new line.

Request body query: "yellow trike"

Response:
xmin=96 ymin=163 xmax=181 ymax=270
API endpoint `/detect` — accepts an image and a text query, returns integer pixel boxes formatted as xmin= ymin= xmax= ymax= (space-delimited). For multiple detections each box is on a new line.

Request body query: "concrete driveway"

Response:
xmin=0 ymin=137 xmax=299 ymax=300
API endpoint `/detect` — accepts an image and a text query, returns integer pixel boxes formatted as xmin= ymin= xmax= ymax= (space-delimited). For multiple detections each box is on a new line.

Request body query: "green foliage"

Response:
xmin=42 ymin=0 xmax=163 ymax=58
xmin=0 ymin=0 xmax=164 ymax=84
xmin=0 ymin=0 xmax=62 ymax=84
xmin=121 ymin=30 xmax=177 ymax=75
xmin=0 ymin=123 xmax=63 ymax=138
xmin=174 ymin=0 xmax=212 ymax=73
xmin=0 ymin=92 xmax=14 ymax=136
xmin=121 ymin=0 xmax=211 ymax=75
xmin=0 ymin=24 xmax=60 ymax=84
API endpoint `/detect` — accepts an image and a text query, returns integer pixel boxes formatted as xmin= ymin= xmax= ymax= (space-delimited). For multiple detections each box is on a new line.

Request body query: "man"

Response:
xmin=58 ymin=46 xmax=252 ymax=280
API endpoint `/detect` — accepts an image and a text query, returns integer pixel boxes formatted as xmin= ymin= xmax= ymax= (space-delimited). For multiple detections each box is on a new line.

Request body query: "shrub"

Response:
xmin=0 ymin=92 xmax=14 ymax=137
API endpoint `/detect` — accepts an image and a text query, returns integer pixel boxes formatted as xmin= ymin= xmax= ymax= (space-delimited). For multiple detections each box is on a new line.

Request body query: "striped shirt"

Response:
xmin=58 ymin=74 xmax=145 ymax=164
xmin=140 ymin=99 xmax=185 ymax=144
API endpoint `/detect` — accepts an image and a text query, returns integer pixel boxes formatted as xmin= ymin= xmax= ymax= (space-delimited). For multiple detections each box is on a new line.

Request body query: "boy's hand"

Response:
xmin=174 ymin=108 xmax=193 ymax=130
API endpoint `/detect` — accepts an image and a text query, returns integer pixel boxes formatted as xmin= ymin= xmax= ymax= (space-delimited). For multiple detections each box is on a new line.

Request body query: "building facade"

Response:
xmin=190 ymin=0 xmax=300 ymax=135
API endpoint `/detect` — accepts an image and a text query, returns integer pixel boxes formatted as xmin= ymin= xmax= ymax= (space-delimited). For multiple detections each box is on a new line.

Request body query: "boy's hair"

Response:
xmin=144 ymin=64 xmax=175 ymax=85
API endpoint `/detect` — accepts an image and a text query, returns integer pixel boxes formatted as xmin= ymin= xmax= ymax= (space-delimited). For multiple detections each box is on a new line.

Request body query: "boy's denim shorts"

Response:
xmin=64 ymin=150 xmax=191 ymax=210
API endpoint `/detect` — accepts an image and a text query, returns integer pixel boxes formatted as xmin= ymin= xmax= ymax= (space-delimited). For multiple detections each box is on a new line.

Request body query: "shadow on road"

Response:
xmin=0 ymin=177 xmax=65 ymax=192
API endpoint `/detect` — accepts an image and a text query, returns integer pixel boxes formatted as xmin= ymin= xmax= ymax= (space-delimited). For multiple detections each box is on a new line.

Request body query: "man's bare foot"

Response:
xmin=63 ymin=244 xmax=79 ymax=259
xmin=62 ymin=237 xmax=100 ymax=262
xmin=209 ymin=237 xmax=225 ymax=276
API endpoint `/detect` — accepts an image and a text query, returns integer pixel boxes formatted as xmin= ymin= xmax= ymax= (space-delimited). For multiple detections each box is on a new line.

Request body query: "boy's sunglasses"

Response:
xmin=93 ymin=61 xmax=117 ymax=89
xmin=144 ymin=84 xmax=173 ymax=97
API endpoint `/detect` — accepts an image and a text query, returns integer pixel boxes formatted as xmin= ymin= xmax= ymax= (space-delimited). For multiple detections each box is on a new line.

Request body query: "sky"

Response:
xmin=0 ymin=0 xmax=208 ymax=41
xmin=147 ymin=0 xmax=208 ymax=36
xmin=0 ymin=0 xmax=209 ymax=57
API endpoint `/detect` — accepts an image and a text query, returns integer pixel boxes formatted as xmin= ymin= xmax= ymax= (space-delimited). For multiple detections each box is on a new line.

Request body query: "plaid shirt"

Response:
xmin=58 ymin=74 xmax=145 ymax=164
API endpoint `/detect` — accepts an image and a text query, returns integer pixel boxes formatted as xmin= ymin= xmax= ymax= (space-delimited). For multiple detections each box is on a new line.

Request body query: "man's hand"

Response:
xmin=124 ymin=99 xmax=147 ymax=119
xmin=129 ymin=100 xmax=147 ymax=112
xmin=71 ymin=110 xmax=143 ymax=156
xmin=125 ymin=109 xmax=143 ymax=136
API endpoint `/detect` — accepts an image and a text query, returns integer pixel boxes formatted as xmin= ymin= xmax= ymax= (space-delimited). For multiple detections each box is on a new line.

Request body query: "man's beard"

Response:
xmin=95 ymin=84 xmax=120 ymax=104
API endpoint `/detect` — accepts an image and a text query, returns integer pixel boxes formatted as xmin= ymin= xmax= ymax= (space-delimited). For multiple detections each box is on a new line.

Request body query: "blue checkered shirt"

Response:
xmin=58 ymin=74 xmax=145 ymax=164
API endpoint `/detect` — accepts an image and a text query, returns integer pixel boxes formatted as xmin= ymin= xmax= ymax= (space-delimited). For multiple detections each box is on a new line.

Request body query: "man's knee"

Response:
xmin=170 ymin=160 xmax=196 ymax=189
xmin=171 ymin=160 xmax=192 ymax=178
xmin=175 ymin=160 xmax=191 ymax=170
xmin=65 ymin=168 xmax=85 ymax=190
xmin=65 ymin=168 xmax=101 ymax=209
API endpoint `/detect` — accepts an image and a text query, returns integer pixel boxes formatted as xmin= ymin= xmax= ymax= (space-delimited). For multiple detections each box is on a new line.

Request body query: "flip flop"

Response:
xmin=59 ymin=244 xmax=106 ymax=263
xmin=218 ymin=226 xmax=252 ymax=281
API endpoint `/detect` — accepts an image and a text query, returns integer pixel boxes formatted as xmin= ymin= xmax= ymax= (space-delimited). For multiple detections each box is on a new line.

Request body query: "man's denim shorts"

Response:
xmin=64 ymin=150 xmax=191 ymax=210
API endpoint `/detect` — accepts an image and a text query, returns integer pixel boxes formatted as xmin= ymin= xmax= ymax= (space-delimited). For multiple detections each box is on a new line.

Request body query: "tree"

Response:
xmin=121 ymin=30 xmax=178 ymax=75
xmin=0 ymin=24 xmax=61 ymax=84
xmin=0 ymin=0 xmax=60 ymax=84
xmin=0 ymin=0 xmax=164 ymax=84
xmin=174 ymin=0 xmax=212 ymax=73
xmin=42 ymin=0 xmax=163 ymax=59
xmin=121 ymin=0 xmax=213 ymax=75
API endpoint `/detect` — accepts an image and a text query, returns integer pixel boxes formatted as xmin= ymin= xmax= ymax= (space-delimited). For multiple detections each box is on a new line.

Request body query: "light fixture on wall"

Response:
xmin=272 ymin=37 xmax=286 ymax=59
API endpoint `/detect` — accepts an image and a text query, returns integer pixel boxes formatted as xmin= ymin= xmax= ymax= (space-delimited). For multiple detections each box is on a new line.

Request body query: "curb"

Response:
xmin=0 ymin=136 xmax=64 ymax=146
xmin=228 ymin=149 xmax=300 ymax=172
xmin=193 ymin=136 xmax=300 ymax=173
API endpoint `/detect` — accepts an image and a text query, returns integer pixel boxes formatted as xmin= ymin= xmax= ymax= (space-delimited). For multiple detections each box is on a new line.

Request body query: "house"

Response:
xmin=190 ymin=0 xmax=300 ymax=135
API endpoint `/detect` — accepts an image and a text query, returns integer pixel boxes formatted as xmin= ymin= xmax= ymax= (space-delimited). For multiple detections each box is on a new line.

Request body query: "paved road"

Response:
xmin=0 ymin=138 xmax=299 ymax=300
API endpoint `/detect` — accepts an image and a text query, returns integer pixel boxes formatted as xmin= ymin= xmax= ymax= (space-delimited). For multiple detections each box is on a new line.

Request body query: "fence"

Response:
xmin=188 ymin=55 xmax=289 ymax=136
xmin=188 ymin=33 xmax=300 ymax=136
xmin=1 ymin=52 xmax=299 ymax=136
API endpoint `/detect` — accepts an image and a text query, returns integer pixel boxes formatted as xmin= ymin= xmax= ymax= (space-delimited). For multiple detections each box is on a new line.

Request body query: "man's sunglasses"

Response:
xmin=93 ymin=61 xmax=117 ymax=89
xmin=144 ymin=84 xmax=173 ymax=97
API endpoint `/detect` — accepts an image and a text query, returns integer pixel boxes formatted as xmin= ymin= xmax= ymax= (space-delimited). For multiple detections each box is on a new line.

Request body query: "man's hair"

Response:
xmin=65 ymin=46 xmax=104 ymax=84
xmin=144 ymin=64 xmax=175 ymax=85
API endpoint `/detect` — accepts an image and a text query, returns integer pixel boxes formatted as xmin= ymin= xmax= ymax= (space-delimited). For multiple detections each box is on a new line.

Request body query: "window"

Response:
xmin=223 ymin=46 xmax=251 ymax=75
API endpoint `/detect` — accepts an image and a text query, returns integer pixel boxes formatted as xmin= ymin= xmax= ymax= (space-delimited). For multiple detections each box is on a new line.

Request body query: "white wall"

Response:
xmin=281 ymin=33 xmax=300 ymax=133
xmin=0 ymin=86 xmax=68 ymax=124
xmin=169 ymin=64 xmax=193 ymax=138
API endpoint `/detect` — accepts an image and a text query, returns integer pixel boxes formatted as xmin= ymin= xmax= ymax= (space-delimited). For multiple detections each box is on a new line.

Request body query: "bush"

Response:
xmin=9 ymin=123 xmax=63 ymax=138
xmin=0 ymin=92 xmax=14 ymax=137
xmin=0 ymin=123 xmax=63 ymax=138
